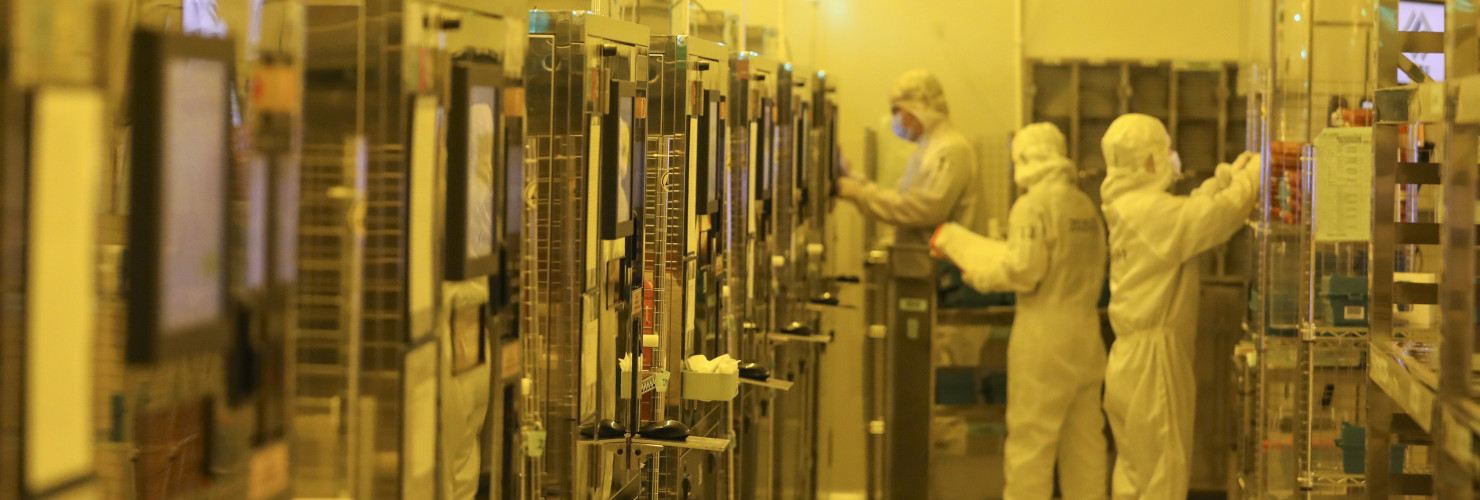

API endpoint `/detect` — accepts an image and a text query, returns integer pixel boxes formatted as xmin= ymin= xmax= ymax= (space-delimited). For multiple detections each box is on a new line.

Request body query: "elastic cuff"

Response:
xmin=929 ymin=224 xmax=955 ymax=264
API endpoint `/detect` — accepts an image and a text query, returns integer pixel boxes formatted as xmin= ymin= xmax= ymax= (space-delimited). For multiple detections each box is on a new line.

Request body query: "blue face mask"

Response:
xmin=891 ymin=112 xmax=915 ymax=141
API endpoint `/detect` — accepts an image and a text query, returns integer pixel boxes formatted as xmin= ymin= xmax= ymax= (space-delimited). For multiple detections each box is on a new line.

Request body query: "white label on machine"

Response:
xmin=409 ymin=96 xmax=439 ymax=339
xmin=26 ymin=87 xmax=103 ymax=493
xmin=1344 ymin=306 xmax=1366 ymax=320
xmin=1312 ymin=127 xmax=1373 ymax=242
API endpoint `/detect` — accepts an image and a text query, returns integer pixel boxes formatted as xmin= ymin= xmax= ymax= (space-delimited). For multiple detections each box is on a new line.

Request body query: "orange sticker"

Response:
xmin=504 ymin=88 xmax=526 ymax=117
xmin=500 ymin=342 xmax=521 ymax=380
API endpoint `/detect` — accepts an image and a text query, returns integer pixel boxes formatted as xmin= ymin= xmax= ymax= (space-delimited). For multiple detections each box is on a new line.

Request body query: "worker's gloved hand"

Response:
xmin=835 ymin=154 xmax=854 ymax=180
xmin=1231 ymin=151 xmax=1259 ymax=174
xmin=1214 ymin=162 xmax=1234 ymax=187
xmin=1236 ymin=153 xmax=1262 ymax=184
xmin=836 ymin=176 xmax=863 ymax=200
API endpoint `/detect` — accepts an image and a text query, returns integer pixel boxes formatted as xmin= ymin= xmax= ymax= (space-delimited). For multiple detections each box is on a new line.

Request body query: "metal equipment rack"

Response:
xmin=1024 ymin=58 xmax=1246 ymax=207
xmin=768 ymin=65 xmax=826 ymax=500
xmin=523 ymin=11 xmax=687 ymax=499
xmin=1240 ymin=0 xmax=1379 ymax=496
xmin=641 ymin=33 xmax=735 ymax=500
xmin=727 ymin=51 xmax=787 ymax=500
xmin=296 ymin=3 xmax=374 ymax=496
xmin=1364 ymin=0 xmax=1480 ymax=496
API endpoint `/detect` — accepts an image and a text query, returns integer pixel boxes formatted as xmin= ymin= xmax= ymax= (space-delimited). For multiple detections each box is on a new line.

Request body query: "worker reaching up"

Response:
xmin=1098 ymin=113 xmax=1260 ymax=499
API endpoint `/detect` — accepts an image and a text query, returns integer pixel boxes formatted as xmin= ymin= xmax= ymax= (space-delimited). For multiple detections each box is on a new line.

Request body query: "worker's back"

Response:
xmin=1011 ymin=178 xmax=1106 ymax=386
xmin=1016 ymin=179 xmax=1105 ymax=309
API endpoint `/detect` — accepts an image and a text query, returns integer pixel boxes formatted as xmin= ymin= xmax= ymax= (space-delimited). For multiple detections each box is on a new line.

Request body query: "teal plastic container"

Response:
xmin=1321 ymin=275 xmax=1369 ymax=327
xmin=1337 ymin=423 xmax=1404 ymax=474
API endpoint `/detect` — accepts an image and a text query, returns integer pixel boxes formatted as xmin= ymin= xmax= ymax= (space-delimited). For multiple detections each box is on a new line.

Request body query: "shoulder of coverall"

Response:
xmin=1106 ymin=187 xmax=1189 ymax=262
xmin=922 ymin=125 xmax=976 ymax=165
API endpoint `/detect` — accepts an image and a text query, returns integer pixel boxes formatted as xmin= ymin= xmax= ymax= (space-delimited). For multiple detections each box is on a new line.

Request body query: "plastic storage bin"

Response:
xmin=935 ymin=367 xmax=979 ymax=405
xmin=1320 ymin=275 xmax=1368 ymax=327
xmin=1336 ymin=423 xmax=1404 ymax=474
xmin=682 ymin=370 xmax=739 ymax=401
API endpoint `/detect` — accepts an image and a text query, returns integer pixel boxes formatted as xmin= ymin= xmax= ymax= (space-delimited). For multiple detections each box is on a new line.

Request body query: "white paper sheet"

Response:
xmin=1313 ymin=127 xmax=1373 ymax=242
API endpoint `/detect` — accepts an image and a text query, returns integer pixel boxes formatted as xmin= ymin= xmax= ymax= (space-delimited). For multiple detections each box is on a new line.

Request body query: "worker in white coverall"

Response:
xmin=930 ymin=123 xmax=1108 ymax=500
xmin=442 ymin=103 xmax=498 ymax=499
xmin=836 ymin=69 xmax=991 ymax=243
xmin=1098 ymin=114 xmax=1260 ymax=499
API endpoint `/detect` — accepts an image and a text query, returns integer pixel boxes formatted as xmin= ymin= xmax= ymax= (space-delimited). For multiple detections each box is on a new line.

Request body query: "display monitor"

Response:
xmin=446 ymin=61 xmax=502 ymax=279
xmin=696 ymin=91 xmax=724 ymax=215
xmin=709 ymin=97 xmax=724 ymax=214
xmin=796 ymin=103 xmax=809 ymax=200
xmin=601 ymin=81 xmax=639 ymax=240
xmin=498 ymin=97 xmax=524 ymax=312
xmin=619 ymin=97 xmax=634 ymax=224
xmin=245 ymin=159 xmax=269 ymax=289
xmin=127 ymin=30 xmax=234 ymax=362
xmin=756 ymin=101 xmax=773 ymax=200
xmin=274 ymin=156 xmax=299 ymax=286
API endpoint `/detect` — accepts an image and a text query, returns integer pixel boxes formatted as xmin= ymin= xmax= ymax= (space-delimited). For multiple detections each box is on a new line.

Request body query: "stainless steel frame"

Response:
xmin=521 ymin=11 xmax=651 ymax=499
xmin=643 ymin=34 xmax=733 ymax=500
xmin=727 ymin=50 xmax=782 ymax=500
xmin=1365 ymin=0 xmax=1480 ymax=497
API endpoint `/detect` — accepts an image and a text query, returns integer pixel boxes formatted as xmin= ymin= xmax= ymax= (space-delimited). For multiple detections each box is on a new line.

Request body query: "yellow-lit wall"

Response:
xmin=1024 ymin=0 xmax=1251 ymax=61
xmin=692 ymin=0 xmax=1254 ymax=496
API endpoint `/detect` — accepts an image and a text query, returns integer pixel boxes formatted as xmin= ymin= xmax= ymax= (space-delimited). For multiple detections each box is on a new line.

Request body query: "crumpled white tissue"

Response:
xmin=685 ymin=355 xmax=714 ymax=373
xmin=711 ymin=354 xmax=739 ymax=374
xmin=684 ymin=354 xmax=740 ymax=374
xmin=620 ymin=353 xmax=642 ymax=372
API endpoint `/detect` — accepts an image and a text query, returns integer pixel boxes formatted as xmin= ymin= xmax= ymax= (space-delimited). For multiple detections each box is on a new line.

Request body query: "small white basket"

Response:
xmin=682 ymin=371 xmax=740 ymax=401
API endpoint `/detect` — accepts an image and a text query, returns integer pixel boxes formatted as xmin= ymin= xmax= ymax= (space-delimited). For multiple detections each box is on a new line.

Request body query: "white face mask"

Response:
xmin=1169 ymin=150 xmax=1183 ymax=176
xmin=891 ymin=112 xmax=915 ymax=141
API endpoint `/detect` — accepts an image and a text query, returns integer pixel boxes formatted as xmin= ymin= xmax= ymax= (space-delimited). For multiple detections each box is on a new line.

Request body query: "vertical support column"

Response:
xmin=1068 ymin=63 xmax=1081 ymax=163
xmin=1436 ymin=1 xmax=1477 ymax=495
xmin=884 ymin=245 xmax=933 ymax=500
xmin=1368 ymin=1 xmax=1402 ymax=496
xmin=673 ymin=0 xmax=689 ymax=37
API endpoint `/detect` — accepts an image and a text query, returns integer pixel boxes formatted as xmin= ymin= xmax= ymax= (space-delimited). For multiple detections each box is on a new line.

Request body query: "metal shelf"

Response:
xmin=1304 ymin=472 xmax=1366 ymax=486
xmin=739 ymin=377 xmax=794 ymax=391
xmin=1302 ymin=325 xmax=1369 ymax=341
xmin=1439 ymin=399 xmax=1480 ymax=475
xmin=1370 ymin=342 xmax=1438 ymax=432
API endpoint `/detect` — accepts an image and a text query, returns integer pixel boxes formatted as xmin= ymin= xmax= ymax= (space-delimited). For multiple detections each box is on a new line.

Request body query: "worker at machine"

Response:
xmin=835 ymin=69 xmax=990 ymax=244
xmin=442 ymin=281 xmax=493 ymax=500
xmin=929 ymin=123 xmax=1108 ymax=500
xmin=1098 ymin=114 xmax=1260 ymax=499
